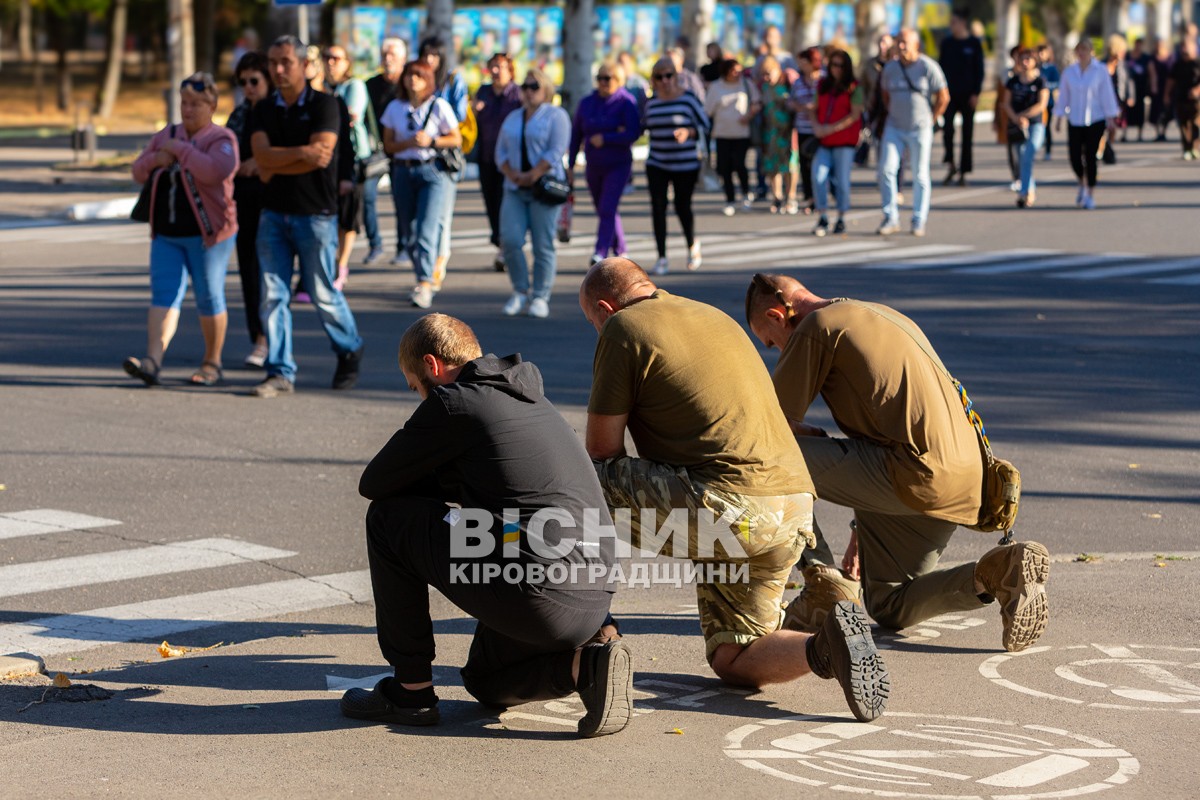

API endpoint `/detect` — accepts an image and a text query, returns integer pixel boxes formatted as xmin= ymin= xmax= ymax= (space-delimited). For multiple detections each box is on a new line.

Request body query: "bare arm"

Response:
xmin=585 ymin=412 xmax=629 ymax=461
xmin=931 ymin=87 xmax=951 ymax=119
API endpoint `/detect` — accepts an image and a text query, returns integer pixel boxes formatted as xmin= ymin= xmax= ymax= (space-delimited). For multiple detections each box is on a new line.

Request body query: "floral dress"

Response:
xmin=759 ymin=81 xmax=795 ymax=175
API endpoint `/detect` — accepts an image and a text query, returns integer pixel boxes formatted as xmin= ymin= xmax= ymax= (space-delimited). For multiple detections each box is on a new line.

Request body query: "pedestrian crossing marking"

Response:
xmin=1149 ymin=272 xmax=1200 ymax=286
xmin=710 ymin=240 xmax=887 ymax=267
xmin=869 ymin=248 xmax=1055 ymax=271
xmin=0 ymin=509 xmax=121 ymax=540
xmin=962 ymin=253 xmax=1139 ymax=276
xmin=0 ymin=537 xmax=296 ymax=599
xmin=1059 ymin=257 xmax=1200 ymax=280
xmin=0 ymin=569 xmax=371 ymax=657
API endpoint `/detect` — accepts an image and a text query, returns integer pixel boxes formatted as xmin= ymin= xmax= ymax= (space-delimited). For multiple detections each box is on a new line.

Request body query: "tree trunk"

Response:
xmin=96 ymin=0 xmax=129 ymax=119
xmin=49 ymin=12 xmax=73 ymax=112
xmin=18 ymin=0 xmax=34 ymax=62
xmin=1148 ymin=0 xmax=1174 ymax=46
xmin=193 ymin=0 xmax=215 ymax=74
xmin=902 ymin=0 xmax=919 ymax=28
xmin=1040 ymin=5 xmax=1074 ymax=71
xmin=784 ymin=0 xmax=822 ymax=51
xmin=995 ymin=0 xmax=1020 ymax=80
xmin=1101 ymin=0 xmax=1131 ymax=40
xmin=855 ymin=0 xmax=888 ymax=60
xmin=425 ymin=0 xmax=455 ymax=70
xmin=561 ymin=0 xmax=594 ymax=115
xmin=681 ymin=0 xmax=716 ymax=65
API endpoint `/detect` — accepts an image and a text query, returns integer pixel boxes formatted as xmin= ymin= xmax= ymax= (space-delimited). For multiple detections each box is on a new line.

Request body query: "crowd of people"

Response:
xmin=121 ymin=18 xmax=1200 ymax=393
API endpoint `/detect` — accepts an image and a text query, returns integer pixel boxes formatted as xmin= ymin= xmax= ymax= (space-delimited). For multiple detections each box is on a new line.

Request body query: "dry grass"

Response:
xmin=1 ymin=81 xmax=239 ymax=134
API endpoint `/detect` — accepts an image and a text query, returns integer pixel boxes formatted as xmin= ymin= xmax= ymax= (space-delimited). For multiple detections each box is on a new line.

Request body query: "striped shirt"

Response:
xmin=642 ymin=94 xmax=711 ymax=171
xmin=791 ymin=75 xmax=819 ymax=133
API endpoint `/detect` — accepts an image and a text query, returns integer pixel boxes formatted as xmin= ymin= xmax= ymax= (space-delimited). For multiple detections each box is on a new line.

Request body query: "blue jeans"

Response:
xmin=149 ymin=234 xmax=234 ymax=315
xmin=500 ymin=187 xmax=558 ymax=302
xmin=362 ymin=173 xmax=383 ymax=251
xmin=1017 ymin=122 xmax=1046 ymax=196
xmin=813 ymin=146 xmax=855 ymax=215
xmin=256 ymin=209 xmax=362 ymax=383
xmin=391 ymin=161 xmax=451 ymax=284
xmin=437 ymin=172 xmax=459 ymax=259
xmin=879 ymin=125 xmax=933 ymax=227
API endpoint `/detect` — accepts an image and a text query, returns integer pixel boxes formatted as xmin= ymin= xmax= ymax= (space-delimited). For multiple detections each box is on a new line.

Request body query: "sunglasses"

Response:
xmin=238 ymin=76 xmax=261 ymax=87
xmin=520 ymin=83 xmax=540 ymax=91
xmin=596 ymin=75 xmax=615 ymax=82
xmin=181 ymin=79 xmax=210 ymax=93
xmin=652 ymin=71 xmax=676 ymax=80
xmin=324 ymin=53 xmax=346 ymax=62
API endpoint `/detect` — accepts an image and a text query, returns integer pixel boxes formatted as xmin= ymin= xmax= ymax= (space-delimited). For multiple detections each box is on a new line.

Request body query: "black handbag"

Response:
xmin=131 ymin=124 xmax=175 ymax=222
xmin=357 ymin=97 xmax=391 ymax=181
xmin=420 ymin=100 xmax=465 ymax=175
xmin=521 ymin=111 xmax=570 ymax=205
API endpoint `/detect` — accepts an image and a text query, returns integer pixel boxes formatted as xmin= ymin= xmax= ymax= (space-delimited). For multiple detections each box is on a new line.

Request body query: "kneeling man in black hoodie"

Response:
xmin=342 ymin=313 xmax=631 ymax=737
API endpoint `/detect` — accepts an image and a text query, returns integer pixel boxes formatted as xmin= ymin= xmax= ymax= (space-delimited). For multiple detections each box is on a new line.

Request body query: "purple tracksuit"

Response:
xmin=569 ymin=89 xmax=641 ymax=259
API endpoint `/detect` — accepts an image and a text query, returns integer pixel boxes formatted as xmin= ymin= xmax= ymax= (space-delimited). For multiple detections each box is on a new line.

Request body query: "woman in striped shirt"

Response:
xmin=643 ymin=57 xmax=711 ymax=275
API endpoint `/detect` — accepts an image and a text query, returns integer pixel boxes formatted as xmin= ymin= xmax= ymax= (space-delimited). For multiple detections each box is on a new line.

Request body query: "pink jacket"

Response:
xmin=132 ymin=122 xmax=239 ymax=247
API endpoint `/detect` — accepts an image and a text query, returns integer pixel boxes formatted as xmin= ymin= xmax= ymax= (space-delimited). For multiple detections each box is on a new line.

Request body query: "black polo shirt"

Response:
xmin=250 ymin=86 xmax=340 ymax=216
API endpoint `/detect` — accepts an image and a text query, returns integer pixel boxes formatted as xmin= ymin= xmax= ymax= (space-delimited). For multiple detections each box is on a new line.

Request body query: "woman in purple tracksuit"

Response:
xmin=568 ymin=59 xmax=641 ymax=265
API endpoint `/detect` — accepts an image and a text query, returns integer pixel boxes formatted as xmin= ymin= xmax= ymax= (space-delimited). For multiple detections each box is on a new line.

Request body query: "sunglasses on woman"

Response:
xmin=652 ymin=71 xmax=676 ymax=81
xmin=597 ymin=74 xmax=614 ymax=82
xmin=181 ymin=79 xmax=210 ymax=93
xmin=238 ymin=76 xmax=261 ymax=87
xmin=520 ymin=83 xmax=540 ymax=91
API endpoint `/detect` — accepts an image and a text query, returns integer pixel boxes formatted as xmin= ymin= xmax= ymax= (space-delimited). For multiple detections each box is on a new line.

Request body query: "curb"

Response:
xmin=67 ymin=195 xmax=138 ymax=221
xmin=0 ymin=653 xmax=45 ymax=680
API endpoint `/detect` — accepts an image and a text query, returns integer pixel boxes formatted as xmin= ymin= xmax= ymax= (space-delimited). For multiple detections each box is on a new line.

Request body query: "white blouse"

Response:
xmin=1053 ymin=60 xmax=1120 ymax=127
xmin=379 ymin=96 xmax=458 ymax=162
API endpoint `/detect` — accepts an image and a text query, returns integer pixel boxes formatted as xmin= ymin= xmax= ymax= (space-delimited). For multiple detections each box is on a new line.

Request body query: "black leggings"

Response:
xmin=645 ymin=165 xmax=698 ymax=258
xmin=365 ymin=496 xmax=610 ymax=707
xmin=715 ymin=137 xmax=750 ymax=202
xmin=1067 ymin=122 xmax=1106 ymax=188
xmin=478 ymin=162 xmax=506 ymax=247
xmin=233 ymin=180 xmax=262 ymax=344
xmin=1177 ymin=103 xmax=1199 ymax=153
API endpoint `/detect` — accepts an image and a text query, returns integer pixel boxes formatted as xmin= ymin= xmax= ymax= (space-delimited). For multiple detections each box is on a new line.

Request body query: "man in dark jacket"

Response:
xmin=938 ymin=10 xmax=985 ymax=186
xmin=342 ymin=313 xmax=631 ymax=737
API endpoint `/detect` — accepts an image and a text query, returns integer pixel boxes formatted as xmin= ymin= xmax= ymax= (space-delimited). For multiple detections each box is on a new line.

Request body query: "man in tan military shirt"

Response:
xmin=745 ymin=273 xmax=1049 ymax=653
xmin=581 ymin=258 xmax=890 ymax=722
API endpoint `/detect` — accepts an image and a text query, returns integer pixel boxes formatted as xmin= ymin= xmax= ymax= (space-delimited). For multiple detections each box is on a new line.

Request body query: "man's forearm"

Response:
xmin=254 ymin=146 xmax=309 ymax=170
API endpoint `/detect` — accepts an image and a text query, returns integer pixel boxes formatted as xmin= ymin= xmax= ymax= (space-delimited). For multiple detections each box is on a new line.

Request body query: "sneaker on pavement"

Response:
xmin=833 ymin=218 xmax=846 ymax=235
xmin=363 ymin=246 xmax=384 ymax=266
xmin=590 ymin=254 xmax=603 ymax=267
xmin=783 ymin=566 xmax=863 ymax=633
xmin=410 ymin=284 xmax=433 ymax=309
xmin=686 ymin=242 xmax=702 ymax=271
xmin=912 ymin=225 xmax=927 ymax=238
xmin=528 ymin=297 xmax=550 ymax=318
xmin=252 ymin=374 xmax=294 ymax=398
xmin=877 ymin=219 xmax=901 ymax=236
xmin=814 ymin=215 xmax=829 ymax=237
xmin=723 ymin=204 xmax=736 ymax=217
xmin=332 ymin=345 xmax=363 ymax=391
xmin=391 ymin=251 xmax=411 ymax=267
xmin=806 ymin=600 xmax=890 ymax=722
xmin=243 ymin=343 xmax=268 ymax=369
xmin=502 ymin=292 xmax=529 ymax=316
xmin=786 ymin=200 xmax=800 ymax=215
xmin=1082 ymin=195 xmax=1096 ymax=210
xmin=340 ymin=678 xmax=439 ymax=726
xmin=576 ymin=641 xmax=633 ymax=737
xmin=975 ymin=541 xmax=1050 ymax=653
xmin=742 ymin=194 xmax=754 ymax=210
xmin=492 ymin=253 xmax=506 ymax=272
xmin=652 ymin=257 xmax=670 ymax=276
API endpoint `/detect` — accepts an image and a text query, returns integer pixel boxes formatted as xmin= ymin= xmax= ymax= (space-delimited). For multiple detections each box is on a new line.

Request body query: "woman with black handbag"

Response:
xmin=1003 ymin=49 xmax=1049 ymax=208
xmin=494 ymin=68 xmax=571 ymax=319
xmin=379 ymin=60 xmax=462 ymax=309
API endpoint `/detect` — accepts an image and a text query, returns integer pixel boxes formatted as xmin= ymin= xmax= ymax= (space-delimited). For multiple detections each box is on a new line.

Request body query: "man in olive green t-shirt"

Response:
xmin=580 ymin=258 xmax=890 ymax=723
xmin=745 ymin=273 xmax=1049 ymax=654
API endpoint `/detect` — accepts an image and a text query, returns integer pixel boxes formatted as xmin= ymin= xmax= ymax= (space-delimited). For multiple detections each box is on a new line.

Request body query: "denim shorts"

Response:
xmin=149 ymin=234 xmax=234 ymax=316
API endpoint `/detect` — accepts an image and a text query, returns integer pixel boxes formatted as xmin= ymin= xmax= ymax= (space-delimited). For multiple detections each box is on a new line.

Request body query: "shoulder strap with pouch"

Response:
xmin=898 ymin=60 xmax=931 ymax=110
xmin=861 ymin=301 xmax=1021 ymax=541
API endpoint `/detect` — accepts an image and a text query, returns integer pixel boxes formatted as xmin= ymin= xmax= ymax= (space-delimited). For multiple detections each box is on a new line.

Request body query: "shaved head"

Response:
xmin=745 ymin=273 xmax=806 ymax=324
xmin=579 ymin=258 xmax=658 ymax=333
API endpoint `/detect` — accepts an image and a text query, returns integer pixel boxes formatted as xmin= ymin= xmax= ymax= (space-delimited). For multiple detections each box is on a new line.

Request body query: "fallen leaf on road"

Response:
xmin=1155 ymin=562 xmax=1167 ymax=568
xmin=52 ymin=673 xmax=72 ymax=688
xmin=668 ymin=728 xmax=684 ymax=735
xmin=1128 ymin=464 xmax=1140 ymax=469
xmin=1145 ymin=513 xmax=1162 ymax=519
xmin=158 ymin=640 xmax=224 ymax=658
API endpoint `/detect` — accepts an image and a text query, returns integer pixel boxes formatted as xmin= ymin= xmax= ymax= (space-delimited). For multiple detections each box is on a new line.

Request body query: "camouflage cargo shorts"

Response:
xmin=595 ymin=456 xmax=815 ymax=661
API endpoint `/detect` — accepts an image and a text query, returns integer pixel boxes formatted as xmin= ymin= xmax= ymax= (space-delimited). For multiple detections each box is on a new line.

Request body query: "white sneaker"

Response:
xmin=1082 ymin=195 xmax=1096 ymax=210
xmin=1010 ymin=180 xmax=1021 ymax=192
xmin=410 ymin=284 xmax=433 ymax=309
xmin=589 ymin=254 xmax=603 ymax=267
xmin=502 ymin=292 xmax=529 ymax=316
xmin=877 ymin=219 xmax=901 ymax=236
xmin=687 ymin=242 xmax=702 ymax=271
xmin=528 ymin=297 xmax=550 ymax=318
xmin=785 ymin=200 xmax=800 ymax=215
xmin=723 ymin=204 xmax=736 ymax=217
xmin=651 ymin=257 xmax=669 ymax=276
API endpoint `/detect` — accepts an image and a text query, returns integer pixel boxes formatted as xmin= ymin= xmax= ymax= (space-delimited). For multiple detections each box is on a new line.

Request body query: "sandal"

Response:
xmin=189 ymin=360 xmax=223 ymax=386
xmin=123 ymin=356 xmax=160 ymax=386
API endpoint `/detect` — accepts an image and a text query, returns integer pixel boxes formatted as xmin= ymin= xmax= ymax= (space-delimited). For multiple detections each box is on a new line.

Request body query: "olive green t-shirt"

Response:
xmin=588 ymin=290 xmax=814 ymax=497
xmin=773 ymin=298 xmax=982 ymax=524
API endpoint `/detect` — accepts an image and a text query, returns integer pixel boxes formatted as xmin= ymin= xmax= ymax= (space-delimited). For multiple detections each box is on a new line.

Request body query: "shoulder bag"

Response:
xmin=357 ymin=98 xmax=391 ymax=182
xmin=420 ymin=99 xmax=466 ymax=175
xmin=131 ymin=124 xmax=175 ymax=222
xmin=520 ymin=111 xmax=570 ymax=205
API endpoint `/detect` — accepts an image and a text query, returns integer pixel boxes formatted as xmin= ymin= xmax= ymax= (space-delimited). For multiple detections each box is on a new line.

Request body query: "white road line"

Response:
xmin=711 ymin=240 xmax=887 ymax=267
xmin=1058 ymin=257 xmax=1200 ymax=280
xmin=1148 ymin=272 xmax=1200 ymax=285
xmin=680 ymin=236 xmax=800 ymax=257
xmin=773 ymin=243 xmax=974 ymax=269
xmin=869 ymin=247 xmax=1054 ymax=271
xmin=0 ymin=538 xmax=296 ymax=599
xmin=0 ymin=509 xmax=121 ymax=541
xmin=960 ymin=253 xmax=1131 ymax=275
xmin=0 ymin=570 xmax=372 ymax=657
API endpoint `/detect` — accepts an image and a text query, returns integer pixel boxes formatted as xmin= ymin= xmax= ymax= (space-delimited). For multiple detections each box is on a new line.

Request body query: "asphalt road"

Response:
xmin=1 ymin=140 xmax=1198 ymax=798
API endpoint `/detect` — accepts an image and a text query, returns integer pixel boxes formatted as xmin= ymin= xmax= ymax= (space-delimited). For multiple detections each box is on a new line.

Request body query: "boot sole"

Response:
xmin=577 ymin=641 xmax=633 ymax=738
xmin=827 ymin=601 xmax=890 ymax=722
xmin=340 ymin=687 xmax=440 ymax=726
xmin=1000 ymin=542 xmax=1050 ymax=653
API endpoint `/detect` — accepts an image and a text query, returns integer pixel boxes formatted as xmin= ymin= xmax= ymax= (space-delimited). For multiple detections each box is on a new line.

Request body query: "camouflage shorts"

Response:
xmin=595 ymin=456 xmax=815 ymax=661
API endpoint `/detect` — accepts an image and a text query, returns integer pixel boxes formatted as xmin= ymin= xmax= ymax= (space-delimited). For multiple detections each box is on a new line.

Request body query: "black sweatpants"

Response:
xmin=796 ymin=133 xmax=816 ymax=203
xmin=942 ymin=95 xmax=976 ymax=173
xmin=1068 ymin=122 xmax=1106 ymax=188
xmin=645 ymin=164 xmax=698 ymax=258
xmin=233 ymin=180 xmax=262 ymax=344
xmin=715 ymin=137 xmax=751 ymax=202
xmin=478 ymin=162 xmax=506 ymax=248
xmin=365 ymin=497 xmax=610 ymax=708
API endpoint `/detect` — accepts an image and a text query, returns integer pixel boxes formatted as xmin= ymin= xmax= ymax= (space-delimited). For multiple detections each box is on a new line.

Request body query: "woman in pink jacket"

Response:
xmin=125 ymin=72 xmax=239 ymax=386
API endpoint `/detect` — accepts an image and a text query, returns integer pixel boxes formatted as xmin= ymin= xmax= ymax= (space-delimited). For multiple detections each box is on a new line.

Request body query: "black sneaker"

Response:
xmin=833 ymin=218 xmax=846 ymax=235
xmin=814 ymin=215 xmax=829 ymax=237
xmin=806 ymin=600 xmax=889 ymax=722
xmin=332 ymin=345 xmax=363 ymax=390
xmin=252 ymin=374 xmax=294 ymax=398
xmin=576 ymin=641 xmax=633 ymax=737
xmin=340 ymin=678 xmax=439 ymax=726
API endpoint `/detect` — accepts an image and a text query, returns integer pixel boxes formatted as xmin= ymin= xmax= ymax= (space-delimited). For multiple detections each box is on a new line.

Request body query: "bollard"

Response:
xmin=72 ymin=102 xmax=97 ymax=164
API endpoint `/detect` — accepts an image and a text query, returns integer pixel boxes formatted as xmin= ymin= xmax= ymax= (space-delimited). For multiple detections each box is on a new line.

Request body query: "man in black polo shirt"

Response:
xmin=249 ymin=35 xmax=364 ymax=398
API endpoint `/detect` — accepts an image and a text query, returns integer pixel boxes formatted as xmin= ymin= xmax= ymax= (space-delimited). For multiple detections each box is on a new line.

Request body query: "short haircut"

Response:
xmin=744 ymin=273 xmax=802 ymax=325
xmin=597 ymin=58 xmax=625 ymax=84
xmin=581 ymin=258 xmax=654 ymax=308
xmin=799 ymin=46 xmax=823 ymax=69
xmin=381 ymin=37 xmax=407 ymax=58
xmin=271 ymin=35 xmax=306 ymax=58
xmin=398 ymin=314 xmax=482 ymax=377
xmin=234 ymin=51 xmax=269 ymax=83
xmin=718 ymin=58 xmax=742 ymax=79
xmin=398 ymin=59 xmax=436 ymax=103
xmin=488 ymin=51 xmax=514 ymax=73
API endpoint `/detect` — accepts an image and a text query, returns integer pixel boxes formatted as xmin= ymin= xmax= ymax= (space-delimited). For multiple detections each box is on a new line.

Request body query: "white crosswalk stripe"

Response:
xmin=1058 ymin=256 xmax=1200 ymax=280
xmin=869 ymin=248 xmax=1056 ymax=271
xmin=0 ymin=538 xmax=296 ymax=599
xmin=0 ymin=509 xmax=121 ymax=540
xmin=709 ymin=240 xmax=889 ymax=267
xmin=961 ymin=253 xmax=1140 ymax=275
xmin=1150 ymin=272 xmax=1200 ymax=285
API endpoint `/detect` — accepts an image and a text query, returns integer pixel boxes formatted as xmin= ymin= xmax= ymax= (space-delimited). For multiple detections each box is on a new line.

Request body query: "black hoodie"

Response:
xmin=360 ymin=354 xmax=616 ymax=592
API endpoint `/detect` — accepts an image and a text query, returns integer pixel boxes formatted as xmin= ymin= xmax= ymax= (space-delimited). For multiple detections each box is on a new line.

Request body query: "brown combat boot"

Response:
xmin=806 ymin=600 xmax=890 ymax=722
xmin=975 ymin=541 xmax=1050 ymax=653
xmin=783 ymin=565 xmax=863 ymax=633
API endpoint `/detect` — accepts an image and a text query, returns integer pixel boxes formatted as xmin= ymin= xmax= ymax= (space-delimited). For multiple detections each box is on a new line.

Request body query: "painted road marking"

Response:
xmin=867 ymin=248 xmax=1055 ymax=270
xmin=0 ymin=508 xmax=121 ymax=540
xmin=960 ymin=253 xmax=1138 ymax=275
xmin=1058 ymin=257 xmax=1200 ymax=280
xmin=708 ymin=240 xmax=887 ymax=266
xmin=0 ymin=569 xmax=371 ymax=657
xmin=0 ymin=538 xmax=296 ymax=599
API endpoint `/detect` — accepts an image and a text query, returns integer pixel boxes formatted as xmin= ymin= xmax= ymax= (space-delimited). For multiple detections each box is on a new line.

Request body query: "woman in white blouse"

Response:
xmin=494 ymin=69 xmax=571 ymax=319
xmin=1053 ymin=39 xmax=1120 ymax=210
xmin=380 ymin=60 xmax=462 ymax=309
